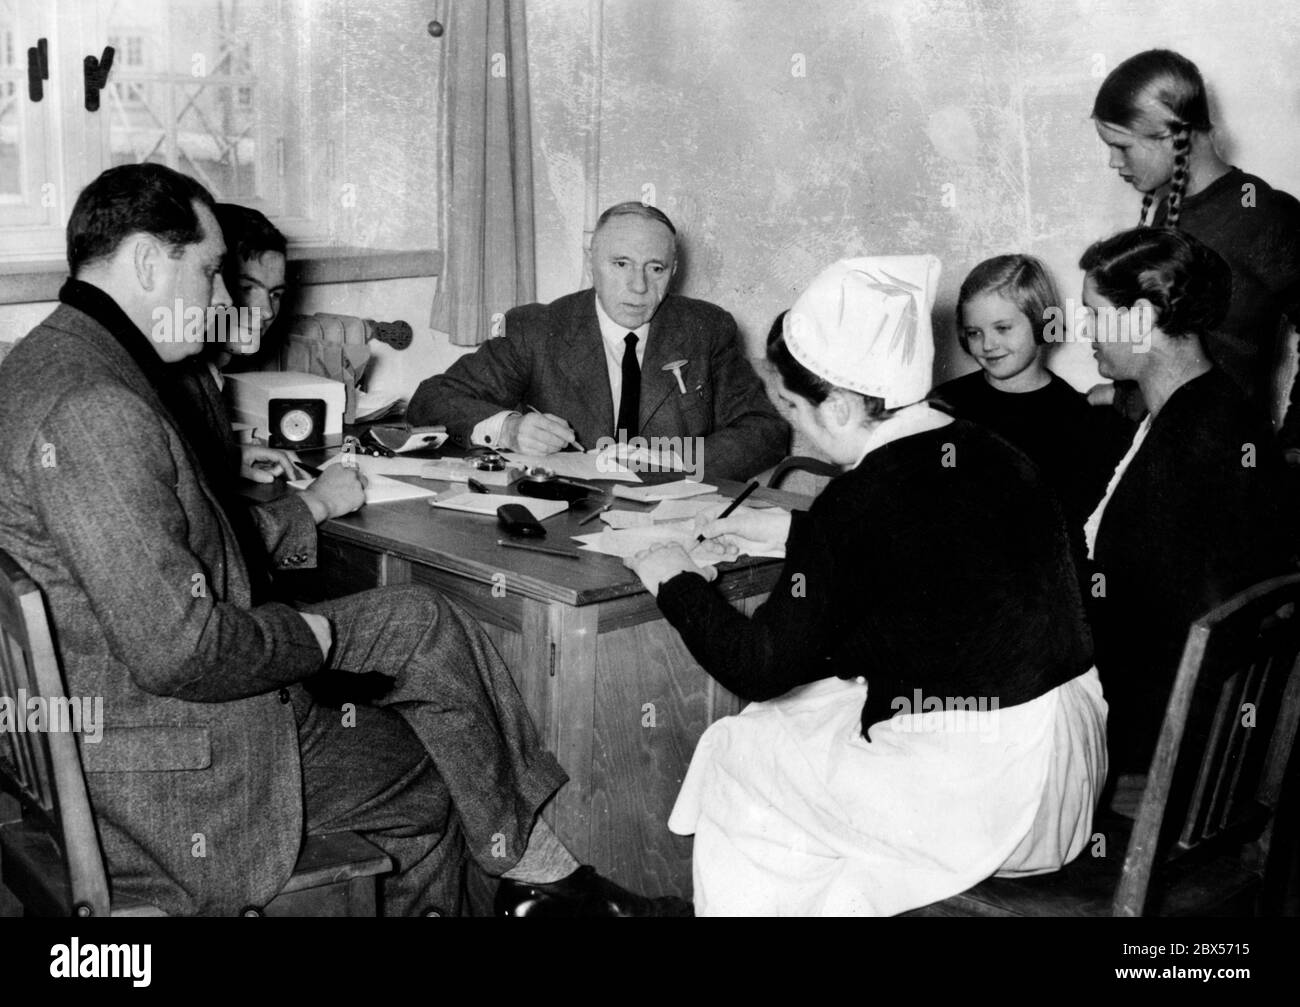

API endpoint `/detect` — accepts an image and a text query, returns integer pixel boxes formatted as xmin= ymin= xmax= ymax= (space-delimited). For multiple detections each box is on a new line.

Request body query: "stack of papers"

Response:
xmin=611 ymin=480 xmax=717 ymax=503
xmin=501 ymin=450 xmax=641 ymax=483
xmin=310 ymin=453 xmax=441 ymax=479
xmin=287 ymin=465 xmax=438 ymax=504
xmin=597 ymin=495 xmax=729 ymax=529
xmin=571 ymin=525 xmax=786 ymax=561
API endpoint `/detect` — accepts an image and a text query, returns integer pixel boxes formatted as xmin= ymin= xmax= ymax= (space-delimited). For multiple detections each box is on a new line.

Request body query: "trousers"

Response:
xmin=294 ymin=584 xmax=568 ymax=915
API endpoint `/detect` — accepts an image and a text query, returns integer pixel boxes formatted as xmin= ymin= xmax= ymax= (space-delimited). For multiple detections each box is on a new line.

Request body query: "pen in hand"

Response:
xmin=695 ymin=479 xmax=760 ymax=544
xmin=525 ymin=405 xmax=585 ymax=452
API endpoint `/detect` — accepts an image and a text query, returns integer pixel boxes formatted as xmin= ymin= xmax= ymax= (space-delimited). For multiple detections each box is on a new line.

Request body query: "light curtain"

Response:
xmin=430 ymin=0 xmax=536 ymax=346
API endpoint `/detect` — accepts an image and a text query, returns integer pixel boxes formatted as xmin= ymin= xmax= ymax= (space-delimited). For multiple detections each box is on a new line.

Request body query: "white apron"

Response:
xmin=668 ymin=670 xmax=1108 ymax=916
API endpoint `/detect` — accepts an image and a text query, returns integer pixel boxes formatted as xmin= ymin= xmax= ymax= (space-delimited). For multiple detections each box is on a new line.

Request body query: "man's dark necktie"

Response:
xmin=616 ymin=332 xmax=640 ymax=439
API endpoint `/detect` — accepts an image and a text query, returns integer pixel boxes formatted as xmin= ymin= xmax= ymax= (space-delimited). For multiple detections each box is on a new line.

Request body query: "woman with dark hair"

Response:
xmin=1090 ymin=49 xmax=1300 ymax=433
xmin=1080 ymin=226 xmax=1291 ymax=779
xmin=623 ymin=256 xmax=1108 ymax=916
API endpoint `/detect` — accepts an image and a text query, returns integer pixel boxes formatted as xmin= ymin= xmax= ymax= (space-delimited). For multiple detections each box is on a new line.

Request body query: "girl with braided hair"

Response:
xmin=1089 ymin=49 xmax=1300 ymax=437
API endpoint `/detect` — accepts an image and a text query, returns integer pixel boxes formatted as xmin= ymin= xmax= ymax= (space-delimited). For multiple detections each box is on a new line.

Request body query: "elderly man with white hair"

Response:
xmin=624 ymin=256 xmax=1110 ymax=916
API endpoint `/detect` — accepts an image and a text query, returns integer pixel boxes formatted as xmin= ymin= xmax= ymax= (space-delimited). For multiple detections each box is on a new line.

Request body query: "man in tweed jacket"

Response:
xmin=0 ymin=165 xmax=678 ymax=916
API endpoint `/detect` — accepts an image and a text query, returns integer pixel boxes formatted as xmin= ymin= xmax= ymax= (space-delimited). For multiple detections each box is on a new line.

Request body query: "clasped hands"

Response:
xmin=623 ymin=503 xmax=793 ymax=597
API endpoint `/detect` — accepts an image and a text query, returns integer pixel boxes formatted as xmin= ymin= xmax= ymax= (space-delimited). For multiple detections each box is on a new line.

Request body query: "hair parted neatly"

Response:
xmin=954 ymin=254 xmax=1060 ymax=354
xmin=594 ymin=201 xmax=677 ymax=238
xmin=1079 ymin=226 xmax=1231 ymax=338
xmin=1093 ymin=49 xmax=1212 ymax=229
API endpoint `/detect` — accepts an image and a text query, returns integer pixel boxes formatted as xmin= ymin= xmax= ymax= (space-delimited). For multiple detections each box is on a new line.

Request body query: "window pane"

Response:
xmin=104 ymin=0 xmax=275 ymax=203
xmin=0 ymin=0 xmax=50 ymax=220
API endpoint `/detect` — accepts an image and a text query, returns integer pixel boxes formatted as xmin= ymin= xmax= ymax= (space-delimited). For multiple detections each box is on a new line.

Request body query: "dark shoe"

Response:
xmin=494 ymin=865 xmax=693 ymax=917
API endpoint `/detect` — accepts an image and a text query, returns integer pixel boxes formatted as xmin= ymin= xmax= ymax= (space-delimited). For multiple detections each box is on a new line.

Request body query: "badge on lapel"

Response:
xmin=662 ymin=359 xmax=689 ymax=394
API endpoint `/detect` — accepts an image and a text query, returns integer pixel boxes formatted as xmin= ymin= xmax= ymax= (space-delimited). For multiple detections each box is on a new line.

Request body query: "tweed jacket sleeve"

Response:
xmin=249 ymin=494 xmax=318 ymax=569
xmin=27 ymin=382 xmax=325 ymax=701
xmin=175 ymin=359 xmax=319 ymax=569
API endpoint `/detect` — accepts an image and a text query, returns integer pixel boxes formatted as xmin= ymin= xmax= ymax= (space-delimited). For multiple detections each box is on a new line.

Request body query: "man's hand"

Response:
xmin=693 ymin=504 xmax=792 ymax=556
xmin=1086 ymin=383 xmax=1117 ymax=408
xmin=240 ymin=444 xmax=300 ymax=483
xmin=503 ymin=411 xmax=579 ymax=454
xmin=300 ymin=611 xmax=333 ymax=661
xmin=624 ymin=541 xmax=720 ymax=597
xmin=300 ymin=464 xmax=367 ymax=523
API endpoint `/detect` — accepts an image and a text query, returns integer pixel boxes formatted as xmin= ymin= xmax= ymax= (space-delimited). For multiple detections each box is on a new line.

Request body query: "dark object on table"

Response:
xmin=577 ymin=502 xmax=613 ymax=526
xmin=694 ymin=479 xmax=758 ymax=543
xmin=517 ymin=476 xmax=598 ymax=503
xmin=497 ymin=539 xmax=581 ymax=560
xmin=497 ymin=504 xmax=546 ymax=538
xmin=268 ymin=397 xmax=326 ymax=450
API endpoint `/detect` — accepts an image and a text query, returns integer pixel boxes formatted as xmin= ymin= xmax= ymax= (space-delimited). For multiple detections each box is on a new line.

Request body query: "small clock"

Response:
xmin=268 ymin=398 xmax=326 ymax=449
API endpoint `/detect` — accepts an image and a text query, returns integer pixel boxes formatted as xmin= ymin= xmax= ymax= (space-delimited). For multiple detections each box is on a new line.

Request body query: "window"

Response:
xmin=0 ymin=0 xmax=331 ymax=261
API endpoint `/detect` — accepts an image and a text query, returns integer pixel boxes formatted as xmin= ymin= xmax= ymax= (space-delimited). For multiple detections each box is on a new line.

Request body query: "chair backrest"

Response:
xmin=1114 ymin=572 xmax=1300 ymax=916
xmin=1268 ymin=320 xmax=1298 ymax=432
xmin=0 ymin=548 xmax=110 ymax=916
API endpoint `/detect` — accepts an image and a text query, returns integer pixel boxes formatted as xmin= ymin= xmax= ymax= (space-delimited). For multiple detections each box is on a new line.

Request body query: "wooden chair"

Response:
xmin=765 ymin=455 xmax=840 ymax=492
xmin=0 ymin=549 xmax=392 ymax=917
xmin=903 ymin=572 xmax=1300 ymax=917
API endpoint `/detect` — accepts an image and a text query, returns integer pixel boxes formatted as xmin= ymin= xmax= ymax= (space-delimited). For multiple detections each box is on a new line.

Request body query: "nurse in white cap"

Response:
xmin=625 ymin=256 xmax=1109 ymax=916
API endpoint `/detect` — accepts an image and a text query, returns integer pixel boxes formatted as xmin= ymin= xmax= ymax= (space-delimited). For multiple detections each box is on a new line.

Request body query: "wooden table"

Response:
xmin=284 ymin=473 xmax=809 ymax=898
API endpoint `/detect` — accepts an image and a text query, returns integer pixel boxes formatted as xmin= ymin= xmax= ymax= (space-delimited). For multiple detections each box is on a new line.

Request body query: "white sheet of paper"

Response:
xmin=600 ymin=509 xmax=655 ymax=530
xmin=312 ymin=453 xmax=440 ymax=479
xmin=611 ymin=480 xmax=718 ymax=503
xmin=572 ymin=524 xmax=786 ymax=560
xmin=430 ymin=492 xmax=569 ymax=521
xmin=354 ymin=390 xmax=405 ymax=422
xmin=595 ymin=443 xmax=686 ymax=472
xmin=649 ymin=495 xmax=730 ymax=522
xmin=501 ymin=451 xmax=641 ymax=483
xmin=288 ymin=470 xmax=438 ymax=504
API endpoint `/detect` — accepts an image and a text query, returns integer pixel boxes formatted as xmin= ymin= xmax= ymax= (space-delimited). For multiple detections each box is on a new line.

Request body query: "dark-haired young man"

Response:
xmin=173 ymin=203 xmax=364 ymax=535
xmin=0 ymin=164 xmax=688 ymax=917
xmin=407 ymin=201 xmax=789 ymax=481
xmin=216 ymin=202 xmax=288 ymax=354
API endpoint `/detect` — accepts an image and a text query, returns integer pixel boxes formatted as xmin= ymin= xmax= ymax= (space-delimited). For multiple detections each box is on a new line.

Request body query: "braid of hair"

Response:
xmin=1138 ymin=192 xmax=1155 ymax=227
xmin=1164 ymin=124 xmax=1192 ymax=228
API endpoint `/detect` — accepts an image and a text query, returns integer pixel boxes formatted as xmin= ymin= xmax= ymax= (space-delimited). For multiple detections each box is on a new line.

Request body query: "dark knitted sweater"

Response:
xmin=1090 ymin=367 xmax=1292 ymax=771
xmin=657 ymin=419 xmax=1094 ymax=739
xmin=930 ymin=370 xmax=1134 ymax=530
